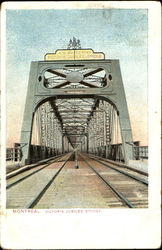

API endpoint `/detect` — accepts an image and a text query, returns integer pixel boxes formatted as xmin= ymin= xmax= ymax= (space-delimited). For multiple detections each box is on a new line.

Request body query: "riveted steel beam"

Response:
xmin=20 ymin=59 xmax=133 ymax=164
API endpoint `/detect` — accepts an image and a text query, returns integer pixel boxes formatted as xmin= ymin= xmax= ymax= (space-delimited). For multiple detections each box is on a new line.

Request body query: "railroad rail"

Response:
xmin=6 ymin=153 xmax=73 ymax=208
xmin=6 ymin=152 xmax=148 ymax=209
xmin=84 ymin=154 xmax=148 ymax=185
xmin=6 ymin=153 xmax=69 ymax=188
xmin=79 ymin=153 xmax=148 ymax=208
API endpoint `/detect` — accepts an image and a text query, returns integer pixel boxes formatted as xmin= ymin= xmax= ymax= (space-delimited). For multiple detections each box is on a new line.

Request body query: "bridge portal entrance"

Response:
xmin=20 ymin=45 xmax=133 ymax=164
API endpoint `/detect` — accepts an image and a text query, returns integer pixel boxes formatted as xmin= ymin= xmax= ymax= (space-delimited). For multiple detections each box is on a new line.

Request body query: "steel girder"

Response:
xmin=20 ymin=59 xmax=133 ymax=164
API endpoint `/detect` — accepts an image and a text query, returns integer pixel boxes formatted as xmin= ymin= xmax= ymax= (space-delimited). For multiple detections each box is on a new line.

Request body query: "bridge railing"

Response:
xmin=6 ymin=147 xmax=22 ymax=162
xmin=89 ymin=144 xmax=148 ymax=161
xmin=6 ymin=144 xmax=62 ymax=164
xmin=6 ymin=143 xmax=148 ymax=163
xmin=29 ymin=144 xmax=60 ymax=163
xmin=89 ymin=144 xmax=124 ymax=162
xmin=133 ymin=146 xmax=148 ymax=160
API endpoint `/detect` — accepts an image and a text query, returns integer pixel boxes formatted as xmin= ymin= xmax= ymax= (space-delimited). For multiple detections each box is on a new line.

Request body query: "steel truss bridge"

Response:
xmin=9 ymin=47 xmax=147 ymax=165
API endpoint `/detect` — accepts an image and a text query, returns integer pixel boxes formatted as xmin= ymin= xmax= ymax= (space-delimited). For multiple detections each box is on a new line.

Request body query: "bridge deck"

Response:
xmin=6 ymin=152 xmax=148 ymax=209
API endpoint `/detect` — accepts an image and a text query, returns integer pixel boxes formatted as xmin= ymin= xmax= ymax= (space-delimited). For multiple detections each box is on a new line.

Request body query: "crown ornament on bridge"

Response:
xmin=67 ymin=37 xmax=81 ymax=49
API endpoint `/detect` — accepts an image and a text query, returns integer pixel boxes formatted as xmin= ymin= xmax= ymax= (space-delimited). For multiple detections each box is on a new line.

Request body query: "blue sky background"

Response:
xmin=6 ymin=8 xmax=148 ymax=146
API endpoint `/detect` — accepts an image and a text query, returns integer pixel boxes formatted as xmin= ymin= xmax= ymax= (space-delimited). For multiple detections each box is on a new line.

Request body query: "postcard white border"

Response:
xmin=1 ymin=1 xmax=161 ymax=249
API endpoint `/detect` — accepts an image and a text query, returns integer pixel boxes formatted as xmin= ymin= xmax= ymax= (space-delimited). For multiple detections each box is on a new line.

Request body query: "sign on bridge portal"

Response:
xmin=44 ymin=49 xmax=105 ymax=61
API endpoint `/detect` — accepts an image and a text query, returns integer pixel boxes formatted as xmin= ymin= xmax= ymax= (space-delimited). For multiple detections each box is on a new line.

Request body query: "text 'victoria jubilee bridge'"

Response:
xmin=7 ymin=38 xmax=148 ymax=165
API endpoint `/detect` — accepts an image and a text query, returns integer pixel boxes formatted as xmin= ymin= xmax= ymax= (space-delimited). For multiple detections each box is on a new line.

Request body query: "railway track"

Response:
xmin=6 ymin=152 xmax=148 ymax=209
xmin=6 ymin=153 xmax=69 ymax=188
xmin=84 ymin=153 xmax=148 ymax=184
xmin=79 ymin=153 xmax=148 ymax=208
xmin=6 ymin=153 xmax=73 ymax=208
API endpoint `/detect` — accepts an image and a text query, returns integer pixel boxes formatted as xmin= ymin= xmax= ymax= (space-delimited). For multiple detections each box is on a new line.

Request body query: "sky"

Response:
xmin=6 ymin=7 xmax=148 ymax=147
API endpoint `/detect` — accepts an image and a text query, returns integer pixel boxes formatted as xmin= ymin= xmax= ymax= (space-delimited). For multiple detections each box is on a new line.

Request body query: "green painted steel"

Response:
xmin=20 ymin=59 xmax=133 ymax=164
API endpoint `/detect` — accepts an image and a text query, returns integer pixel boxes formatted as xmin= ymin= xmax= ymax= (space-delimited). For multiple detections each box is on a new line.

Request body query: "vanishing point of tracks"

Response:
xmin=6 ymin=152 xmax=148 ymax=209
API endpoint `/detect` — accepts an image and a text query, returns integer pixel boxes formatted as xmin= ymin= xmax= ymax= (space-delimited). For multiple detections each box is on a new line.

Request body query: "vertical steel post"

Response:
xmin=110 ymin=60 xmax=133 ymax=163
xmin=86 ymin=134 xmax=89 ymax=153
xmin=20 ymin=62 xmax=39 ymax=164
xmin=62 ymin=135 xmax=64 ymax=154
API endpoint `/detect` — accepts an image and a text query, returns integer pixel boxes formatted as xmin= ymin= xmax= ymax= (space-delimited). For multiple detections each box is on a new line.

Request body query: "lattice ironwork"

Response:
xmin=44 ymin=67 xmax=107 ymax=89
xmin=20 ymin=53 xmax=134 ymax=164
